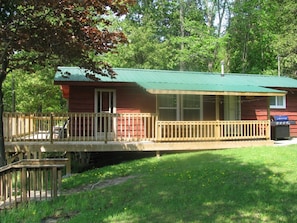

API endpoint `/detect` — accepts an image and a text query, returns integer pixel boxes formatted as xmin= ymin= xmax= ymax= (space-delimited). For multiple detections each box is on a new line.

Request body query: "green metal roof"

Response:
xmin=54 ymin=67 xmax=297 ymax=96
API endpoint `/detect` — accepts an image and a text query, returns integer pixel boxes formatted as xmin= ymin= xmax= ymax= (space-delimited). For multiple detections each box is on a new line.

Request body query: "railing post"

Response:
xmin=0 ymin=172 xmax=6 ymax=202
xmin=50 ymin=113 xmax=54 ymax=144
xmin=104 ymin=115 xmax=107 ymax=144
xmin=267 ymin=120 xmax=271 ymax=140
xmin=52 ymin=167 xmax=57 ymax=198
xmin=155 ymin=118 xmax=161 ymax=141
xmin=21 ymin=167 xmax=27 ymax=202
xmin=215 ymin=121 xmax=220 ymax=139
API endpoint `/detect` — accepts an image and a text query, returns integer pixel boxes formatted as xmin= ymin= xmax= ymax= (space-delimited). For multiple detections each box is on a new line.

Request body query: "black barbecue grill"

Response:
xmin=271 ymin=115 xmax=296 ymax=140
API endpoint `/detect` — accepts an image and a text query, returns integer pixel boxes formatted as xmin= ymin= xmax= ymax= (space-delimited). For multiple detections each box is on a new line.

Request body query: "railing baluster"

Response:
xmin=154 ymin=120 xmax=270 ymax=141
xmin=0 ymin=159 xmax=66 ymax=210
xmin=3 ymin=112 xmax=270 ymax=143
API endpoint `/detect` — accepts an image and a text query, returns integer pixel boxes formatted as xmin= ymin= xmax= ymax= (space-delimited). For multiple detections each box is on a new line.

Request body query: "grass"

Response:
xmin=1 ymin=145 xmax=297 ymax=222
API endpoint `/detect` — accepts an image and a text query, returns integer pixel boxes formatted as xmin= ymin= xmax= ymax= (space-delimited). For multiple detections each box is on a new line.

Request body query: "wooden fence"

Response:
xmin=0 ymin=159 xmax=67 ymax=209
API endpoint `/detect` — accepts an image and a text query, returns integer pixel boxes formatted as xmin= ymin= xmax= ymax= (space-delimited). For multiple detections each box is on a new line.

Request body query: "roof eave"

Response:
xmin=146 ymin=89 xmax=287 ymax=97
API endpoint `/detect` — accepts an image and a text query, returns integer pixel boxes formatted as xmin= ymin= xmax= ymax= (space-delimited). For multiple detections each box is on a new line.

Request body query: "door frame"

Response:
xmin=94 ymin=89 xmax=116 ymax=139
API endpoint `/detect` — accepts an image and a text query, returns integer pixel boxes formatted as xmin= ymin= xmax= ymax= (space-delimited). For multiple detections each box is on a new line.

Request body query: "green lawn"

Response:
xmin=1 ymin=145 xmax=297 ymax=222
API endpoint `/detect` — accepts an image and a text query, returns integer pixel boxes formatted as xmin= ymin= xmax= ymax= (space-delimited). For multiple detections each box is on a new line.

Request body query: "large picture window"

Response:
xmin=158 ymin=95 xmax=177 ymax=120
xmin=158 ymin=94 xmax=202 ymax=121
xmin=182 ymin=95 xmax=201 ymax=121
xmin=270 ymin=96 xmax=286 ymax=109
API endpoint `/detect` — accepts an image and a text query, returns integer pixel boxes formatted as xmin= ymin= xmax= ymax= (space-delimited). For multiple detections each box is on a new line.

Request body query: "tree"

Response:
xmin=106 ymin=0 xmax=229 ymax=72
xmin=227 ymin=0 xmax=279 ymax=74
xmin=273 ymin=0 xmax=297 ymax=76
xmin=3 ymin=66 xmax=67 ymax=113
xmin=0 ymin=0 xmax=133 ymax=166
xmin=104 ymin=20 xmax=177 ymax=70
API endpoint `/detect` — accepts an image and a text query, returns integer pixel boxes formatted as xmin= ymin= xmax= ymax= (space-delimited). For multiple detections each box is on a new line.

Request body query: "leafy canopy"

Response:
xmin=0 ymin=0 xmax=134 ymax=166
xmin=0 ymin=0 xmax=134 ymax=77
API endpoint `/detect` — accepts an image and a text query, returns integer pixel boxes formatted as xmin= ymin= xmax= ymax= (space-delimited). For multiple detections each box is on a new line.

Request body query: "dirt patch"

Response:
xmin=41 ymin=210 xmax=79 ymax=223
xmin=64 ymin=175 xmax=137 ymax=195
xmin=42 ymin=175 xmax=137 ymax=223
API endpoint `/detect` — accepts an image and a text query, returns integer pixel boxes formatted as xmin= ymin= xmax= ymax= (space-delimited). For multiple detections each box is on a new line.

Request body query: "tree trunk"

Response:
xmin=0 ymin=80 xmax=6 ymax=166
xmin=0 ymin=46 xmax=9 ymax=166
xmin=179 ymin=0 xmax=185 ymax=71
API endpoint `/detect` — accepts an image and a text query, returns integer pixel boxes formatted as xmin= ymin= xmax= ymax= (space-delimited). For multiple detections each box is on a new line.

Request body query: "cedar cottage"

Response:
xmin=54 ymin=66 xmax=297 ymax=144
xmin=5 ymin=66 xmax=297 ymax=152
xmin=4 ymin=67 xmax=297 ymax=172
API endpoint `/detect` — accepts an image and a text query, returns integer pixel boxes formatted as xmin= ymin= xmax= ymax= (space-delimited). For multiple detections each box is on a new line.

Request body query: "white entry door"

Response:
xmin=95 ymin=90 xmax=116 ymax=139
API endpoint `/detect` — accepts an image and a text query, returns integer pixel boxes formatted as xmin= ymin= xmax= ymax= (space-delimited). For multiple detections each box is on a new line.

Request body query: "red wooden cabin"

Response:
xmin=54 ymin=67 xmax=297 ymax=141
xmin=4 ymin=67 xmax=297 ymax=158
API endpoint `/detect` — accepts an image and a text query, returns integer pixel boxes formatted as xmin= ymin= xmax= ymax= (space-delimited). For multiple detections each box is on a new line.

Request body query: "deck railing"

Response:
xmin=3 ymin=113 xmax=270 ymax=142
xmin=3 ymin=112 xmax=157 ymax=142
xmin=0 ymin=159 xmax=67 ymax=209
xmin=156 ymin=120 xmax=270 ymax=141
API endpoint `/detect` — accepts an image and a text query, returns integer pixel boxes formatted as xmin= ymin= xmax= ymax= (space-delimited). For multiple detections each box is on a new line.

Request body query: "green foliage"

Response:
xmin=105 ymin=0 xmax=230 ymax=72
xmin=227 ymin=0 xmax=280 ymax=74
xmin=272 ymin=0 xmax=297 ymax=76
xmin=174 ymin=19 xmax=227 ymax=71
xmin=104 ymin=20 xmax=177 ymax=70
xmin=105 ymin=0 xmax=296 ymax=75
xmin=3 ymin=67 xmax=66 ymax=113
xmin=0 ymin=0 xmax=134 ymax=165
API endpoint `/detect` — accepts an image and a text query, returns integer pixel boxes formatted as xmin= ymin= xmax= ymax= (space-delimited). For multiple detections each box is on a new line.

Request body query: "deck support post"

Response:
xmin=66 ymin=152 xmax=71 ymax=175
xmin=156 ymin=151 xmax=160 ymax=158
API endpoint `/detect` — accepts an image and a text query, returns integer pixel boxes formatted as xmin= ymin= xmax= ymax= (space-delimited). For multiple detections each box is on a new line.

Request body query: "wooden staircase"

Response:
xmin=0 ymin=158 xmax=67 ymax=209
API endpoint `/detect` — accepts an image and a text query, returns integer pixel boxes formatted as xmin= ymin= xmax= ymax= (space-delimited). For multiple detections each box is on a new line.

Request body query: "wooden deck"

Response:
xmin=2 ymin=112 xmax=275 ymax=174
xmin=3 ymin=112 xmax=273 ymax=153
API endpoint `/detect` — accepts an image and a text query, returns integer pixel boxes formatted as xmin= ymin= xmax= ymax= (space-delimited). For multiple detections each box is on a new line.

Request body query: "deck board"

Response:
xmin=5 ymin=140 xmax=274 ymax=153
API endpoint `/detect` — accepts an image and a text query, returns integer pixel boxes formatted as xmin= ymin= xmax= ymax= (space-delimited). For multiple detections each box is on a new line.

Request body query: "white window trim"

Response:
xmin=94 ymin=89 xmax=117 ymax=113
xmin=270 ymin=96 xmax=286 ymax=109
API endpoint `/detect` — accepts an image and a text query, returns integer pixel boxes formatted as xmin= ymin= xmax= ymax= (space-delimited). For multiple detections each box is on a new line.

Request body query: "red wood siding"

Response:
xmin=69 ymin=86 xmax=94 ymax=112
xmin=116 ymin=86 xmax=156 ymax=113
xmin=68 ymin=84 xmax=156 ymax=113
xmin=241 ymin=96 xmax=268 ymax=120
xmin=241 ymin=92 xmax=297 ymax=137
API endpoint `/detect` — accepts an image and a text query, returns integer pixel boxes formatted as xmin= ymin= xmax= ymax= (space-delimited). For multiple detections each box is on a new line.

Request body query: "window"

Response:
xmin=158 ymin=95 xmax=177 ymax=120
xmin=182 ymin=95 xmax=201 ymax=121
xmin=157 ymin=94 xmax=202 ymax=121
xmin=270 ymin=96 xmax=286 ymax=109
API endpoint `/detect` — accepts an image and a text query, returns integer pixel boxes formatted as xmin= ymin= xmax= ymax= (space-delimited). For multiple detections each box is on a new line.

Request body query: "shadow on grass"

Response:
xmin=6 ymin=150 xmax=297 ymax=223
xmin=96 ymin=152 xmax=297 ymax=222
